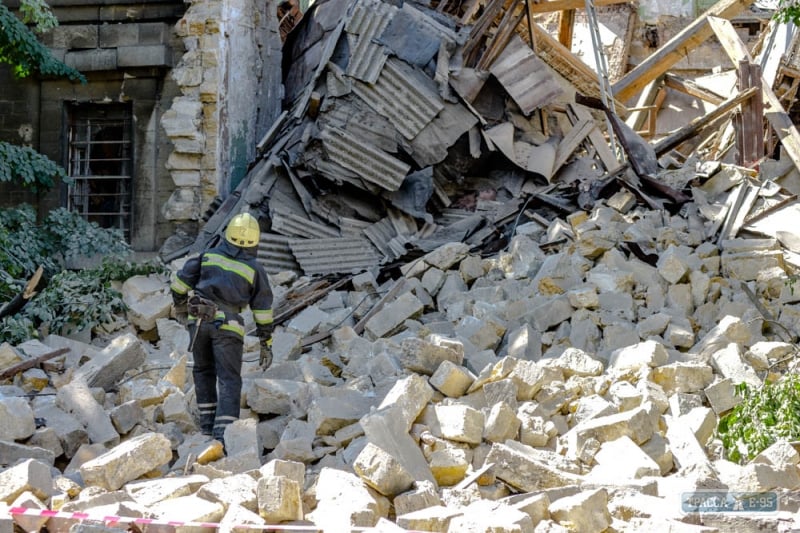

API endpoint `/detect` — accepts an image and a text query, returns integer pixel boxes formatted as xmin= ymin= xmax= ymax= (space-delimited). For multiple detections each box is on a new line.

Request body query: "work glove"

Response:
xmin=259 ymin=337 xmax=273 ymax=370
xmin=173 ymin=295 xmax=188 ymax=326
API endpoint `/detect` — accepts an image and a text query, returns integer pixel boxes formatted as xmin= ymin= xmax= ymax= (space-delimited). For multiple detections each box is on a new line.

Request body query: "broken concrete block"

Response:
xmin=590 ymin=436 xmax=661 ymax=479
xmin=307 ymin=467 xmax=386 ymax=529
xmin=395 ymin=505 xmax=462 ymax=532
xmin=354 ymin=442 xmax=415 ymax=497
xmin=433 ymin=404 xmax=484 ymax=445
xmin=72 ymin=332 xmax=147 ymax=390
xmin=549 ymin=488 xmax=610 ymax=533
xmin=429 ymin=360 xmax=475 ymax=397
xmin=56 ymin=378 xmax=119 ymax=446
xmin=79 ymin=432 xmax=173 ymax=491
xmin=256 ymin=475 xmax=302 ymax=524
xmin=483 ymin=402 xmax=521 ymax=443
xmin=365 ymin=292 xmax=424 ymax=339
xmin=393 ymin=481 xmax=441 ymax=516
xmin=651 ymin=362 xmax=714 ymax=395
xmin=703 ymin=378 xmax=741 ymax=415
xmin=197 ymin=473 xmax=258 ymax=513
xmin=428 ymin=447 xmax=469 ymax=487
xmin=0 ymin=459 xmax=52 ymax=503
xmin=377 ymin=373 xmax=434 ymax=431
xmin=485 ymin=442 xmax=583 ymax=492
xmin=0 ymin=397 xmax=36 ymax=441
xmin=608 ymin=340 xmax=668 ymax=371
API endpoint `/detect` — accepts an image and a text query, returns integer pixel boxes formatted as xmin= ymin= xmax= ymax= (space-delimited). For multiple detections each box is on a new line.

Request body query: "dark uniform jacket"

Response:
xmin=170 ymin=240 xmax=273 ymax=339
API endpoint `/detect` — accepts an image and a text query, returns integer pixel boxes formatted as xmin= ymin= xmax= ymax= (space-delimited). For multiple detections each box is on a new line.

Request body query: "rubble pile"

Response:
xmin=4 ymin=189 xmax=800 ymax=531
xmin=7 ymin=0 xmax=800 ymax=531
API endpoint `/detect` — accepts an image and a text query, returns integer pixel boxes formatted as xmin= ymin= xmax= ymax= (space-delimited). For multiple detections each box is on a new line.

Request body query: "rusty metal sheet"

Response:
xmin=489 ymin=34 xmax=564 ymax=116
xmin=288 ymin=237 xmax=383 ymax=275
xmin=353 ymin=57 xmax=444 ymax=140
xmin=321 ymin=126 xmax=410 ymax=191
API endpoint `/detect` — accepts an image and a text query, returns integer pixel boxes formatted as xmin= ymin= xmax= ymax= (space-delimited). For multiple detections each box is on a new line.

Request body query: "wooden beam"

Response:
xmin=0 ymin=348 xmax=69 ymax=380
xmin=526 ymin=0 xmax=629 ymax=13
xmin=735 ymin=60 xmax=764 ymax=167
xmin=558 ymin=9 xmax=575 ymax=49
xmin=652 ymin=86 xmax=758 ymax=156
xmin=664 ymin=73 xmax=726 ymax=105
xmin=612 ymin=0 xmax=756 ymax=102
xmin=708 ymin=16 xmax=800 ymax=175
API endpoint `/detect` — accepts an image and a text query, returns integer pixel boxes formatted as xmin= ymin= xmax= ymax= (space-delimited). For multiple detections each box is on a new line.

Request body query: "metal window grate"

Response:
xmin=66 ymin=104 xmax=133 ymax=242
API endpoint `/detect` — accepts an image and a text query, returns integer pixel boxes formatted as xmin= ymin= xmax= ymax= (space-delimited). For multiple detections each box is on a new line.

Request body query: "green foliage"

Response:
xmin=716 ymin=374 xmax=800 ymax=464
xmin=0 ymin=205 xmax=168 ymax=343
xmin=19 ymin=0 xmax=58 ymax=32
xmin=776 ymin=1 xmax=800 ymax=26
xmin=0 ymin=2 xmax=85 ymax=81
xmin=0 ymin=141 xmax=70 ymax=192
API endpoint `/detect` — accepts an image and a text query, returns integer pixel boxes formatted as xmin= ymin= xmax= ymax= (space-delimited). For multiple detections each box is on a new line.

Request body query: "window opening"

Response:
xmin=66 ymin=104 xmax=133 ymax=242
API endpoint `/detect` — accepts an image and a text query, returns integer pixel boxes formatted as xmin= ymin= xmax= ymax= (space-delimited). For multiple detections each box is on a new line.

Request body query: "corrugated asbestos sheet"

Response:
xmin=345 ymin=0 xmax=396 ymax=83
xmin=288 ymin=237 xmax=383 ymax=275
xmin=364 ymin=217 xmax=398 ymax=259
xmin=320 ymin=127 xmax=410 ymax=191
xmin=256 ymin=233 xmax=302 ymax=274
xmin=272 ymin=211 xmax=340 ymax=238
xmin=353 ymin=57 xmax=444 ymax=140
xmin=489 ymin=35 xmax=564 ymax=116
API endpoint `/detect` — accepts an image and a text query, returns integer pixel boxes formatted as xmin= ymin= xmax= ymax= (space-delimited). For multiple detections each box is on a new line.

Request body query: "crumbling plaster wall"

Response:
xmin=160 ymin=0 xmax=283 ymax=247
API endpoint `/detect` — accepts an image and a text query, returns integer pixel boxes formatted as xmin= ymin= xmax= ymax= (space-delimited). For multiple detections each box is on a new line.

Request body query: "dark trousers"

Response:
xmin=191 ymin=320 xmax=243 ymax=441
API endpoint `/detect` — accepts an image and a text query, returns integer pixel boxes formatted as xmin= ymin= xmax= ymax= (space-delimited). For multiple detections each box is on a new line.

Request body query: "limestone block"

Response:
xmin=608 ymin=381 xmax=641 ymax=412
xmin=430 ymin=360 xmax=475 ymax=397
xmin=20 ymin=368 xmax=49 ymax=392
xmin=549 ymin=488 xmax=610 ymax=533
xmin=423 ymin=242 xmax=471 ymax=271
xmin=219 ymin=504 xmax=267 ymax=533
xmin=396 ymin=505 xmax=462 ymax=532
xmin=608 ymin=340 xmax=668 ymax=371
xmin=640 ymin=432 xmax=674 ymax=475
xmin=428 ymin=447 xmax=469 ymax=487
xmin=575 ymin=230 xmax=615 ymax=259
xmin=502 ymin=491 xmax=550 ymax=526
xmin=31 ymin=403 xmax=87 ymax=458
xmin=519 ymin=415 xmax=557 ymax=448
xmin=740 ymin=462 xmax=800 ymax=491
xmin=109 ymin=401 xmax=146 ymax=435
xmin=636 ymin=312 xmax=670 ymax=338
xmin=159 ymin=391 xmax=195 ymax=433
xmin=148 ymin=494 xmax=224 ymax=529
xmin=455 ymin=314 xmax=506 ymax=352
xmin=434 ymin=404 xmax=484 ymax=445
xmin=197 ymin=473 xmax=258 ymax=513
xmin=570 ymin=394 xmax=615 ymax=426
xmin=162 ymin=188 xmax=200 ymax=220
xmin=573 ymin=405 xmax=656 ymax=447
xmin=721 ymin=250 xmax=785 ymax=281
xmin=0 ymin=343 xmax=24 ymax=369
xmin=460 ymin=254 xmax=487 ymax=283
xmin=307 ymin=387 xmax=376 ymax=436
xmin=378 ymin=373 xmax=434 ymax=431
xmin=529 ymin=296 xmax=573 ymax=331
xmin=245 ymin=379 xmax=311 ymax=417
xmin=394 ymin=481 xmax=441 ymax=516
xmin=124 ymin=475 xmax=209 ymax=507
xmin=591 ymin=436 xmax=661 ymax=479
xmin=79 ymin=433 xmax=173 ymax=491
xmin=483 ymin=402 xmax=521 ymax=443
xmin=747 ymin=341 xmax=794 ymax=366
xmin=483 ymin=378 xmax=518 ymax=409
xmin=704 ymin=379 xmax=741 ymax=415
xmin=665 ymin=319 xmax=696 ymax=349
xmin=121 ymin=275 xmax=172 ymax=332
xmin=224 ymin=418 xmax=261 ymax=458
xmin=307 ymin=467 xmax=386 ymax=529
xmin=0 ymin=397 xmax=36 ymax=441
xmin=26 ymin=428 xmax=63 ymax=459
xmin=354 ymin=442 xmax=415 ymax=496
xmin=651 ymin=362 xmax=714 ymax=395
xmin=666 ymin=283 xmax=693 ymax=316
xmin=567 ymin=285 xmax=599 ymax=309
xmin=421 ymin=267 xmax=447 ymax=296
xmin=72 ymin=332 xmax=147 ymax=391
xmin=550 ymin=347 xmax=604 ymax=377
xmin=665 ymin=416 xmax=708 ymax=470
xmin=689 ymin=315 xmax=752 ymax=361
xmin=259 ymin=459 xmax=304 ymax=486
xmin=10 ymin=491 xmax=48 ymax=532
xmin=657 ymin=245 xmax=691 ymax=283
xmin=710 ymin=343 xmax=762 ymax=388
xmin=0 ymin=459 xmax=52 ymax=503
xmin=364 ymin=292 xmax=424 ymax=339
xmin=752 ymin=439 xmax=800 ymax=468
xmin=255 ymin=475 xmax=302 ymax=523
xmin=56 ymin=378 xmax=119 ymax=446
xmin=0 ymin=440 xmax=55 ymax=467
xmin=504 ymin=323 xmax=543 ymax=361
xmin=485 ymin=442 xmax=583 ymax=492
xmin=447 ymin=500 xmax=534 ymax=532
xmin=272 ymin=419 xmax=316 ymax=463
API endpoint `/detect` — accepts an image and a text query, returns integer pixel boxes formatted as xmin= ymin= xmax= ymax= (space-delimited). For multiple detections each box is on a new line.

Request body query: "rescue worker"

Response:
xmin=170 ymin=212 xmax=274 ymax=448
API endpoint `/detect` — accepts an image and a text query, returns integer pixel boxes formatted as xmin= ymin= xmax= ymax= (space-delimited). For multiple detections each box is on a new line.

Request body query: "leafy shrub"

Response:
xmin=716 ymin=374 xmax=800 ymax=464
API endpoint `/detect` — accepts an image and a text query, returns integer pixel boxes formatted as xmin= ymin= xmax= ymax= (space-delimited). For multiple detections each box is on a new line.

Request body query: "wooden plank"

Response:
xmin=652 ymin=86 xmax=759 ymax=156
xmin=612 ymin=0 xmax=756 ymax=102
xmin=708 ymin=16 xmax=800 ymax=175
xmin=0 ymin=348 xmax=69 ymax=380
xmin=567 ymin=103 xmax=623 ymax=173
xmin=736 ymin=60 xmax=764 ymax=167
xmin=526 ymin=0 xmax=629 ymax=13
xmin=558 ymin=9 xmax=575 ymax=49
xmin=625 ymin=77 xmax=662 ymax=133
xmin=553 ymin=117 xmax=595 ymax=171
xmin=664 ymin=73 xmax=725 ymax=105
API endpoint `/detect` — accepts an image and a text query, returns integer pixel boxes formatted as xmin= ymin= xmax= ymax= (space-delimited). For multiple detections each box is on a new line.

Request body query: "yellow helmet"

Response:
xmin=225 ymin=213 xmax=260 ymax=247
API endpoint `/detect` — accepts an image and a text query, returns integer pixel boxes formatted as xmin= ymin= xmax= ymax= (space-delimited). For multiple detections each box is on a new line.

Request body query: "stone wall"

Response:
xmin=160 ymin=0 xmax=283 ymax=248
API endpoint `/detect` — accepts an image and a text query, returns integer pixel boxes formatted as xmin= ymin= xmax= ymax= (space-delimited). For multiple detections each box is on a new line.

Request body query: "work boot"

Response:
xmin=199 ymin=414 xmax=214 ymax=436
